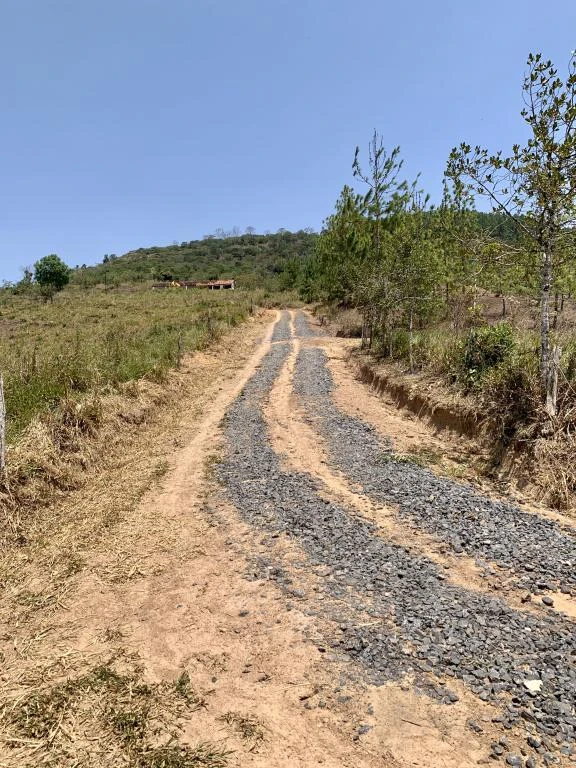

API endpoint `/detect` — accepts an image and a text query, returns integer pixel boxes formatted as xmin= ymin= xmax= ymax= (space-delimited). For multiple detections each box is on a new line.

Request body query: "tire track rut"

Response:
xmin=218 ymin=309 xmax=576 ymax=766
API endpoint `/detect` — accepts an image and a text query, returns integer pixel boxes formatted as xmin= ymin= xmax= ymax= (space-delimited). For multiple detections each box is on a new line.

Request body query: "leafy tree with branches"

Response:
xmin=391 ymin=193 xmax=444 ymax=369
xmin=34 ymin=254 xmax=72 ymax=302
xmin=352 ymin=132 xmax=413 ymax=345
xmin=447 ymin=52 xmax=576 ymax=415
xmin=314 ymin=185 xmax=368 ymax=304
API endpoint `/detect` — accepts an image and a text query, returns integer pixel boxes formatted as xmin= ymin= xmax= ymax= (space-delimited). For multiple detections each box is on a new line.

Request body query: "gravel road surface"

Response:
xmin=217 ymin=310 xmax=576 ymax=765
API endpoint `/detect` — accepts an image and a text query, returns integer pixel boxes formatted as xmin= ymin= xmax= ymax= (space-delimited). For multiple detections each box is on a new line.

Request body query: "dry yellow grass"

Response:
xmin=0 ymin=312 xmax=272 ymax=768
xmin=0 ymin=284 xmax=252 ymax=442
xmin=0 ymin=284 xmax=255 ymax=540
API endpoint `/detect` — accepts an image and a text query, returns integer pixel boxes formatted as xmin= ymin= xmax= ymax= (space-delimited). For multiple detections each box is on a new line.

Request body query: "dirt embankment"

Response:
xmin=347 ymin=351 xmax=575 ymax=515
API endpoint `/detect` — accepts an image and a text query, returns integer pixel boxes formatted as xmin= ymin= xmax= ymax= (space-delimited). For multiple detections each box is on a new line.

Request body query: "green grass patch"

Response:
xmin=0 ymin=285 xmax=254 ymax=443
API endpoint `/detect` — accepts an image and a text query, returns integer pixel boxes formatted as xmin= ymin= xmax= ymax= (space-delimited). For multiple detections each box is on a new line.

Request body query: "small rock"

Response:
xmin=527 ymin=737 xmax=542 ymax=749
xmin=542 ymin=596 xmax=554 ymax=607
xmin=447 ymin=691 xmax=460 ymax=703
xmin=506 ymin=757 xmax=522 ymax=767
xmin=523 ymin=679 xmax=543 ymax=693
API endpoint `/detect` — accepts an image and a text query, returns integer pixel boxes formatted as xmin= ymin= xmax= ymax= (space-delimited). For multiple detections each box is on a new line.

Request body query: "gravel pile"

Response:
xmin=218 ymin=331 xmax=576 ymax=754
xmin=293 ymin=345 xmax=576 ymax=599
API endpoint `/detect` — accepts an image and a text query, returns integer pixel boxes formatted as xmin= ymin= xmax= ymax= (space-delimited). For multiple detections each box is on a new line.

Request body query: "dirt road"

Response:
xmin=2 ymin=309 xmax=576 ymax=767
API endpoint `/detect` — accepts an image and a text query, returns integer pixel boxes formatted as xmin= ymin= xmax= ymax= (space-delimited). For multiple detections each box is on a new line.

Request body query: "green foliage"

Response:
xmin=73 ymin=230 xmax=317 ymax=290
xmin=312 ymin=186 xmax=369 ymax=303
xmin=483 ymin=345 xmax=539 ymax=437
xmin=33 ymin=254 xmax=72 ymax=295
xmin=446 ymin=52 xmax=576 ymax=403
xmin=291 ymin=52 xmax=576 ymax=420
xmin=461 ymin=323 xmax=516 ymax=387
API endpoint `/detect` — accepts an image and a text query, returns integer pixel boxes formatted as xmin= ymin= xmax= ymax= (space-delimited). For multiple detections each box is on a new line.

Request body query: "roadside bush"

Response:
xmin=482 ymin=347 xmax=539 ymax=439
xmin=382 ymin=328 xmax=410 ymax=359
xmin=333 ymin=308 xmax=363 ymax=338
xmin=461 ymin=322 xmax=515 ymax=388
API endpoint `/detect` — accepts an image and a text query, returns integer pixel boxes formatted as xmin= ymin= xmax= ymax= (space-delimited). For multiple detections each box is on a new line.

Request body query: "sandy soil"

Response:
xmin=1 ymin=308 xmax=574 ymax=767
xmin=0 ymin=311 xmax=392 ymax=767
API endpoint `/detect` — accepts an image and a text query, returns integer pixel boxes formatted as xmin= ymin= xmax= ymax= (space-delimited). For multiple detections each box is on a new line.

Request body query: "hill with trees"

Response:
xmin=67 ymin=215 xmax=522 ymax=294
xmin=71 ymin=229 xmax=318 ymax=289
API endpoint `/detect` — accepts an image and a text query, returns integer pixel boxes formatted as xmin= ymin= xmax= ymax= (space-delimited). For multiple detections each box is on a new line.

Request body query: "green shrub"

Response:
xmin=483 ymin=347 xmax=539 ymax=439
xmin=461 ymin=322 xmax=515 ymax=387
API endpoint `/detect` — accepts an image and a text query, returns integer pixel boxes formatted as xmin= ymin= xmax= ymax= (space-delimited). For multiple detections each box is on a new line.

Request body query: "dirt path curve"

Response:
xmin=2 ymin=308 xmax=576 ymax=768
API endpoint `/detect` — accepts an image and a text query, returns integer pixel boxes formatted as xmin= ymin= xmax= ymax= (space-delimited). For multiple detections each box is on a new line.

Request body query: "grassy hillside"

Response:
xmin=0 ymin=285 xmax=253 ymax=443
xmin=72 ymin=230 xmax=318 ymax=288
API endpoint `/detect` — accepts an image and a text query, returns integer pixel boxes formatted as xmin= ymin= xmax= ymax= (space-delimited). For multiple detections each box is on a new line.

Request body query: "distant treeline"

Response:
xmin=67 ymin=215 xmax=523 ymax=292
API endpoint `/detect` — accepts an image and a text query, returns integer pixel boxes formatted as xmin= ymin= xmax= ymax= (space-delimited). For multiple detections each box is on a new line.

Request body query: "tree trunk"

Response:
xmin=408 ymin=308 xmax=414 ymax=373
xmin=540 ymin=249 xmax=553 ymax=410
xmin=552 ymin=291 xmax=560 ymax=329
xmin=545 ymin=345 xmax=562 ymax=419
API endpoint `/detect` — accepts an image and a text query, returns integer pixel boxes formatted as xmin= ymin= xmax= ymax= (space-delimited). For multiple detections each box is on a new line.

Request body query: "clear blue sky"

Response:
xmin=1 ymin=0 xmax=575 ymax=281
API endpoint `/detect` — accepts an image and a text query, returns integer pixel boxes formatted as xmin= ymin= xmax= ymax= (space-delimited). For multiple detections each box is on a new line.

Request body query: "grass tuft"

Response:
xmin=219 ymin=710 xmax=265 ymax=748
xmin=2 ymin=657 xmax=218 ymax=766
xmin=137 ymin=742 xmax=232 ymax=768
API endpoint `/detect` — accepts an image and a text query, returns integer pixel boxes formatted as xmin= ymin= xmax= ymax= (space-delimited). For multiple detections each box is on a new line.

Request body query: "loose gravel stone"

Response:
xmin=271 ymin=310 xmax=292 ymax=342
xmin=293 ymin=344 xmax=576 ymax=597
xmin=216 ymin=312 xmax=576 ymax=754
xmin=293 ymin=310 xmax=323 ymax=338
